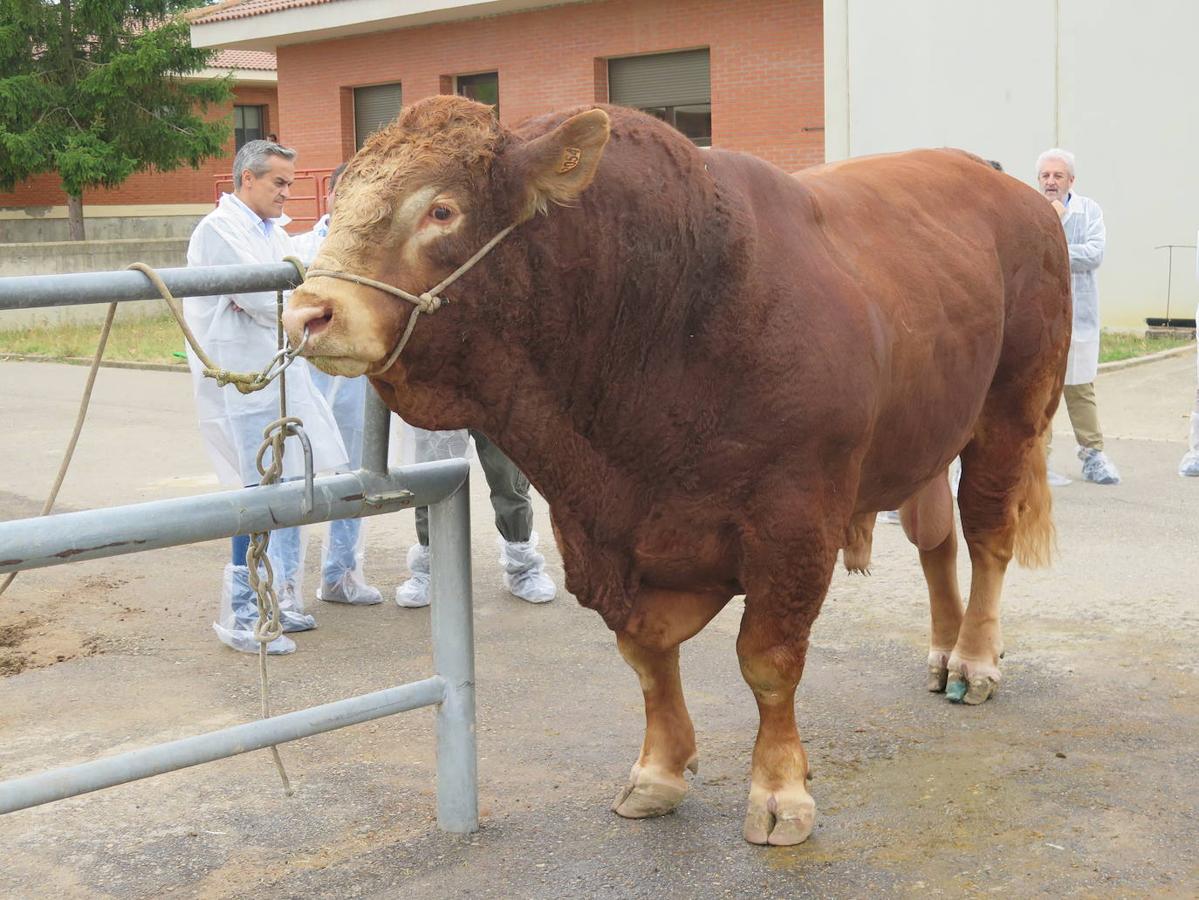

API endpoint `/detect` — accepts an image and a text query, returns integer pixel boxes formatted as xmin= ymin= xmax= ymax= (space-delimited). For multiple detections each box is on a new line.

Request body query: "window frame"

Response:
xmin=607 ymin=49 xmax=712 ymax=148
xmin=233 ymin=104 xmax=266 ymax=151
xmin=454 ymin=71 xmax=500 ymax=118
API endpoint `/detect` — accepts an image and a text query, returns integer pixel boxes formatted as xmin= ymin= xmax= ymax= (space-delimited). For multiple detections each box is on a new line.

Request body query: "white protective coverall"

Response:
xmin=1181 ymin=233 xmax=1199 ymax=475
xmin=1061 ymin=193 xmax=1106 ymax=385
xmin=185 ymin=193 xmax=348 ymax=651
xmin=184 ymin=194 xmax=346 ymax=486
xmin=291 ymin=212 xmax=330 ymax=264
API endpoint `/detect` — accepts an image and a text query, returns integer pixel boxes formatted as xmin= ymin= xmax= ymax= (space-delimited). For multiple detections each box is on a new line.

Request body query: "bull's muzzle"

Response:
xmin=282 ymin=295 xmax=333 ymax=351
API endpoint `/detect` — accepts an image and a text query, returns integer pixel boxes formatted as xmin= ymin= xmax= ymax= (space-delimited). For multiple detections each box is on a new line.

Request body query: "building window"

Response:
xmin=608 ymin=49 xmax=711 ymax=147
xmin=233 ymin=105 xmax=266 ymax=150
xmin=456 ymin=72 xmax=499 ymax=117
xmin=353 ymin=82 xmax=403 ymax=149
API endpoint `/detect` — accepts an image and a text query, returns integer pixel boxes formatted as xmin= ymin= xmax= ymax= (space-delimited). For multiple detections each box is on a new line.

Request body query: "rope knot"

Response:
xmin=418 ymin=292 xmax=441 ymax=313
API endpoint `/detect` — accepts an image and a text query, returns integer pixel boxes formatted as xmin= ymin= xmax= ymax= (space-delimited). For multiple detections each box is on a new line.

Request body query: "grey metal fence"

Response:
xmin=0 ymin=264 xmax=478 ymax=832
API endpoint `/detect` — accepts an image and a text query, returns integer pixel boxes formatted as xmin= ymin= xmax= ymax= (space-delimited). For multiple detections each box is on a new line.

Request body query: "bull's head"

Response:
xmin=282 ymin=97 xmax=610 ymax=379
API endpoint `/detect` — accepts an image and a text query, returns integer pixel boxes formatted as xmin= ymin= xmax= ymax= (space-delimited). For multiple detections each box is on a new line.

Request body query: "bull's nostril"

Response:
xmin=306 ymin=311 xmax=334 ymax=336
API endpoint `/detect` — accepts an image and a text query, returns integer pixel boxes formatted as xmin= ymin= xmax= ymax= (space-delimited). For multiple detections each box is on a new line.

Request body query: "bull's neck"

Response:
xmin=464 ymin=170 xmax=744 ymax=529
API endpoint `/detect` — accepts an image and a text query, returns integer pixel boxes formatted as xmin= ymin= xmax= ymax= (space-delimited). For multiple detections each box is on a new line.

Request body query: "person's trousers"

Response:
xmin=1063 ymin=382 xmax=1105 ymax=451
xmin=1190 ymin=348 xmax=1199 ymax=452
xmin=231 ymin=527 xmax=301 ymax=581
xmin=415 ymin=430 xmax=533 ymax=546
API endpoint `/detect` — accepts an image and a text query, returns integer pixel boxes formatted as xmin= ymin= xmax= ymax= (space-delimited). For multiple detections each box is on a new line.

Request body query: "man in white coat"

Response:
xmin=1182 ymin=234 xmax=1199 ymax=477
xmin=1036 ymin=148 xmax=1121 ymax=486
xmin=185 ymin=140 xmax=349 ymax=654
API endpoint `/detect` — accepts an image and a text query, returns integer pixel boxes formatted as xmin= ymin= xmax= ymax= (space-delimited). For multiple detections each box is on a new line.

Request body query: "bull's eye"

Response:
xmin=431 ymin=205 xmax=453 ymax=222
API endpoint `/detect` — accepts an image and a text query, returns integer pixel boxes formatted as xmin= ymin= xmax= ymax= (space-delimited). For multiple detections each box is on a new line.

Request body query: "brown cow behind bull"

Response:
xmin=283 ymin=97 xmax=1070 ymax=846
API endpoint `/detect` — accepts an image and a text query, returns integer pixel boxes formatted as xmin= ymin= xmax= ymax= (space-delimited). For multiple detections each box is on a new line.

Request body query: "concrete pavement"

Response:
xmin=0 ymin=353 xmax=1196 ymax=898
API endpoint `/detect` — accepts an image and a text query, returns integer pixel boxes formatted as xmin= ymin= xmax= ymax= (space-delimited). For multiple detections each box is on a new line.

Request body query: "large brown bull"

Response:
xmin=283 ymin=97 xmax=1070 ymax=846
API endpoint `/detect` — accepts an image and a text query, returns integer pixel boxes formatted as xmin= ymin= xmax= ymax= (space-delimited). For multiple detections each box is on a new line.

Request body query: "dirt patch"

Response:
xmin=0 ymin=617 xmax=101 ymax=677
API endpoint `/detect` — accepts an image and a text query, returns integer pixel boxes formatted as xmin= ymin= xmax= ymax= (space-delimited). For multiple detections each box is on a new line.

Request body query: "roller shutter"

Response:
xmin=608 ymin=49 xmax=710 ymax=109
xmin=354 ymin=83 xmax=403 ymax=149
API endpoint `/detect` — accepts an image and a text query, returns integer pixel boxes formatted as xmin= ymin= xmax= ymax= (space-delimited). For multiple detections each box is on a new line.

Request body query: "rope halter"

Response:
xmin=305 ymin=222 xmax=517 ymax=376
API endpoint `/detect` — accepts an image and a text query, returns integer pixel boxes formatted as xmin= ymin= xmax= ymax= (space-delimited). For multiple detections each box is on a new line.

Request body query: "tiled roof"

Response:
xmin=211 ymin=48 xmax=278 ymax=70
xmin=189 ymin=0 xmax=335 ymax=25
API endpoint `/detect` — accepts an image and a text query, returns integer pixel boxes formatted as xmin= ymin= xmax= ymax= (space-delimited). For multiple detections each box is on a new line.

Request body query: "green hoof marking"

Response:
xmin=945 ymin=679 xmax=967 ymax=703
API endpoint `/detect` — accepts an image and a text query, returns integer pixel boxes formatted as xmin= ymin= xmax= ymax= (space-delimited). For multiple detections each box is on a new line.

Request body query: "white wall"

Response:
xmin=824 ymin=0 xmax=1199 ymax=328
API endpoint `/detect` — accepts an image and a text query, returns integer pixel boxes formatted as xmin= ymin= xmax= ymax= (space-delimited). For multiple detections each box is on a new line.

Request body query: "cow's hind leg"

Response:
xmin=952 ymin=393 xmax=1056 ymax=704
xmin=612 ymin=588 xmax=730 ymax=818
xmin=897 ymin=471 xmax=965 ymax=692
xmin=737 ymin=528 xmax=838 ymax=846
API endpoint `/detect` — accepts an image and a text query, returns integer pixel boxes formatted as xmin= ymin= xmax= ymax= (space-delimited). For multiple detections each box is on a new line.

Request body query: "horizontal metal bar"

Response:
xmin=0 ymin=677 xmax=447 ymax=815
xmin=0 ymin=263 xmax=305 ymax=311
xmin=0 ymin=459 xmax=470 ymax=574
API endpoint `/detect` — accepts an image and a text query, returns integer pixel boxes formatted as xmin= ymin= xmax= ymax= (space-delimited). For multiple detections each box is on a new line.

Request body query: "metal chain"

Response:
xmin=240 ymin=286 xmax=303 ymax=797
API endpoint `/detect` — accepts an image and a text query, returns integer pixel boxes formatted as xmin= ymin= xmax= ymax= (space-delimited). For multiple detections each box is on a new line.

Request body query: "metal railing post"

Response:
xmin=428 ymin=480 xmax=478 ymax=833
xmin=361 ymin=388 xmax=391 ymax=475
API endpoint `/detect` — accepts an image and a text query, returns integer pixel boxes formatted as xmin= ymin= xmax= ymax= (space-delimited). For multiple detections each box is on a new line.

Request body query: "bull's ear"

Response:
xmin=512 ymin=108 xmax=610 ymax=220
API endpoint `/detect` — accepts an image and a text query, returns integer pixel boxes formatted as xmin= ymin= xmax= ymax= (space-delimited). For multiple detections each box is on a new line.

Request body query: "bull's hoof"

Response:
xmin=945 ymin=671 xmax=999 ymax=704
xmin=927 ymin=663 xmax=949 ymax=693
xmin=927 ymin=649 xmax=951 ymax=692
xmin=743 ymin=783 xmax=816 ymax=846
xmin=611 ymin=756 xmax=697 ymax=819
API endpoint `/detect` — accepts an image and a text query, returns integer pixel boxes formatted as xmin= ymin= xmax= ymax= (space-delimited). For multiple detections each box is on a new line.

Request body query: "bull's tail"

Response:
xmin=1012 ymin=429 xmax=1056 ymax=568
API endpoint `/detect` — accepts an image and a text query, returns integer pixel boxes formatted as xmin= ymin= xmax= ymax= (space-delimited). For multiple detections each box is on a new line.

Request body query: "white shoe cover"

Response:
xmin=498 ymin=533 xmax=556 ymax=604
xmin=395 ymin=543 xmax=431 ymax=608
xmin=1078 ymin=447 xmax=1120 ymax=485
xmin=1180 ymin=449 xmax=1199 ymax=477
xmin=876 ymin=510 xmax=901 ymax=525
xmin=213 ymin=622 xmax=296 ymax=655
xmin=1047 ymin=470 xmax=1073 ymax=487
xmin=277 ymin=582 xmax=317 ymax=632
xmin=319 ymin=570 xmax=383 ymax=605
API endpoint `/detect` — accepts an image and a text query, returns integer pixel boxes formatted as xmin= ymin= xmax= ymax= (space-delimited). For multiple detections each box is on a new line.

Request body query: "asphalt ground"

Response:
xmin=0 ymin=354 xmax=1196 ymax=899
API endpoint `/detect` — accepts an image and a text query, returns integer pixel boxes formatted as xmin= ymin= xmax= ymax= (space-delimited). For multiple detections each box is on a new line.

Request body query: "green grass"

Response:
xmin=1099 ymin=330 xmax=1195 ymax=363
xmin=0 ymin=314 xmax=1194 ymax=368
xmin=0 ymin=311 xmax=188 ymax=366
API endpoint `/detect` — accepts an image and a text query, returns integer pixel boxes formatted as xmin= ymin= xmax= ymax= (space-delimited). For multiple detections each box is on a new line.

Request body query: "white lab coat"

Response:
xmin=1191 ymin=230 xmax=1199 ymax=454
xmin=184 ymin=194 xmax=347 ymax=486
xmin=291 ymin=213 xmax=330 ymax=266
xmin=1061 ymin=193 xmax=1106 ymax=385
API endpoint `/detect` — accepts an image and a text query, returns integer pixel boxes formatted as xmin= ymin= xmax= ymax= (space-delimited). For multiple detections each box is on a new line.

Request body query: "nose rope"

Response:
xmin=305 ymin=222 xmax=517 ymax=376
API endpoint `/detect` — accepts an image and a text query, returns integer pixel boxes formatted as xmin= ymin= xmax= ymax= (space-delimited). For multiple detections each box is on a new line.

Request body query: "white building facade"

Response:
xmin=824 ymin=0 xmax=1199 ymax=328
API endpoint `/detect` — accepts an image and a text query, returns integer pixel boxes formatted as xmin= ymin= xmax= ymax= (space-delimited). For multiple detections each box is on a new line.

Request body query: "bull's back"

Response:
xmin=700 ymin=148 xmax=1068 ymax=508
xmin=803 ymin=150 xmax=1069 ymax=504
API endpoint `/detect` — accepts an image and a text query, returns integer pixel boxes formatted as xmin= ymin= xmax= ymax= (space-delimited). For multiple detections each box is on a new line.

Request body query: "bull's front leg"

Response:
xmin=737 ymin=529 xmax=838 ymax=846
xmin=611 ymin=588 xmax=730 ymax=818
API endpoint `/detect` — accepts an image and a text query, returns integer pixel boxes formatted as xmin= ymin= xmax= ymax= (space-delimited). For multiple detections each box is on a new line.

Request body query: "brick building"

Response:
xmin=2 ymin=0 xmax=824 ymax=241
xmin=191 ymin=0 xmax=823 ymax=185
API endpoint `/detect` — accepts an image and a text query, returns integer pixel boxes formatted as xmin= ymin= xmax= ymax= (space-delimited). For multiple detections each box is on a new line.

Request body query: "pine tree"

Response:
xmin=0 ymin=0 xmax=232 ymax=239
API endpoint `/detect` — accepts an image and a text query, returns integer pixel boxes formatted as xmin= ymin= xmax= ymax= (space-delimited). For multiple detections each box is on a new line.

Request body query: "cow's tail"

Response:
xmin=1012 ymin=429 xmax=1056 ymax=568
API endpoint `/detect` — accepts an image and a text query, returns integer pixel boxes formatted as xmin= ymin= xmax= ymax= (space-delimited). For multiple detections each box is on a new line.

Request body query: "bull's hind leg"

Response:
xmin=897 ymin=471 xmax=965 ymax=692
xmin=611 ymin=588 xmax=730 ymax=818
xmin=952 ymin=400 xmax=1056 ymax=704
xmin=737 ymin=528 xmax=838 ymax=846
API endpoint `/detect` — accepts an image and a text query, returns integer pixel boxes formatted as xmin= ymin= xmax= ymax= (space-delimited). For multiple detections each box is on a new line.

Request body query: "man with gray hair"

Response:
xmin=185 ymin=140 xmax=350 ymax=654
xmin=1036 ymin=147 xmax=1120 ymax=486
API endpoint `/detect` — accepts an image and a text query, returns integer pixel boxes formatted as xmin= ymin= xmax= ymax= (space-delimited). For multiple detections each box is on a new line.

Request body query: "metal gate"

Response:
xmin=0 ymin=263 xmax=478 ymax=832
